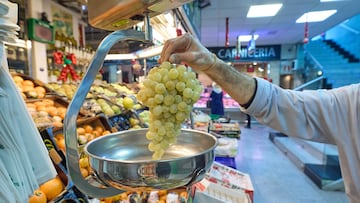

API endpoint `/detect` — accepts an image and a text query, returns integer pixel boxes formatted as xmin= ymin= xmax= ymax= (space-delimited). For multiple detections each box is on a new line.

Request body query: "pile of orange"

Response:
xmin=12 ymin=75 xmax=47 ymax=99
xmin=26 ymin=98 xmax=67 ymax=128
xmin=28 ymin=176 xmax=65 ymax=203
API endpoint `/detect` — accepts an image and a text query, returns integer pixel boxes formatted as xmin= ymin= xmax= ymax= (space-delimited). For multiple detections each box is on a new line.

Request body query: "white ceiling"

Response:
xmin=199 ymin=0 xmax=360 ymax=47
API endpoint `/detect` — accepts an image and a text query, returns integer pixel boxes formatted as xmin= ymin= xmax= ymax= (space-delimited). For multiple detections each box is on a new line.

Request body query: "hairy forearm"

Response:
xmin=203 ymin=58 xmax=256 ymax=106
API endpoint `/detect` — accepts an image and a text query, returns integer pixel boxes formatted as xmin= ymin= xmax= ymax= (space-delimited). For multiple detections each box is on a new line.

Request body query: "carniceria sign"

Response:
xmin=208 ymin=45 xmax=281 ymax=61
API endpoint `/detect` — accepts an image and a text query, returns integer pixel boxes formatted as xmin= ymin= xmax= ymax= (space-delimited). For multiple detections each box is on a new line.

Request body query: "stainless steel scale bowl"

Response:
xmin=63 ymin=3 xmax=217 ymax=197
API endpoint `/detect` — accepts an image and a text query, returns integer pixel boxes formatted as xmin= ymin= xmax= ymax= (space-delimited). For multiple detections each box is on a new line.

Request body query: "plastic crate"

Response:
xmin=215 ymin=157 xmax=237 ymax=169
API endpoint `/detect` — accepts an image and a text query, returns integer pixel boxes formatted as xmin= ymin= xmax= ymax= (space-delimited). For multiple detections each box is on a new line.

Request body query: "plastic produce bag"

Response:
xmin=214 ymin=137 xmax=238 ymax=157
xmin=0 ymin=44 xmax=57 ymax=201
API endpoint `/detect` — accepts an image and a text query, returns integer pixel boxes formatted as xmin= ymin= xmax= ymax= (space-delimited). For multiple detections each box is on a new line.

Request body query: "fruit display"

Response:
xmin=46 ymin=83 xmax=79 ymax=99
xmin=51 ymin=116 xmax=114 ymax=180
xmin=52 ymin=116 xmax=113 ymax=152
xmin=110 ymin=83 xmax=135 ymax=95
xmin=136 ymin=62 xmax=203 ymax=159
xmin=138 ymin=110 xmax=150 ymax=126
xmin=108 ymin=110 xmax=146 ymax=131
xmin=11 ymin=73 xmax=53 ymax=100
xmin=28 ymin=176 xmax=65 ymax=202
xmin=100 ymin=187 xmax=189 ymax=203
xmin=26 ymin=96 xmax=70 ymax=128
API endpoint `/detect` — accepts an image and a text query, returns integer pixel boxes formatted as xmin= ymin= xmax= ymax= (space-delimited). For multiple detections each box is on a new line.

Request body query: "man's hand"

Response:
xmin=159 ymin=33 xmax=216 ymax=72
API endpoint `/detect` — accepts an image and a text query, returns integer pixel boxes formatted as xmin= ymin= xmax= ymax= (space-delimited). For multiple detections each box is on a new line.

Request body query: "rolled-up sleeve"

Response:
xmin=240 ymin=78 xmax=360 ymax=144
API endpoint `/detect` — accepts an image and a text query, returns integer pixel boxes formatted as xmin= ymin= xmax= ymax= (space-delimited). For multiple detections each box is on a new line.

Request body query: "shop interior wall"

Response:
xmin=42 ymin=1 xmax=86 ymax=49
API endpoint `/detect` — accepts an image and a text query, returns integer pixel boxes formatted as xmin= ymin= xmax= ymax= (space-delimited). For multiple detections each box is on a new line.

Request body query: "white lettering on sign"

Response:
xmin=216 ymin=47 xmax=277 ymax=59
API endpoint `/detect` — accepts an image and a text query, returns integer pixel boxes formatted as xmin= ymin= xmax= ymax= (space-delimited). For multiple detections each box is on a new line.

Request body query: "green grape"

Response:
xmin=153 ymin=120 xmax=162 ymax=129
xmin=177 ymin=101 xmax=187 ymax=111
xmin=154 ymin=94 xmax=164 ymax=104
xmin=137 ymin=62 xmax=204 ymax=160
xmin=160 ymin=61 xmax=172 ymax=69
xmin=160 ymin=139 xmax=170 ymax=149
xmin=176 ymin=111 xmax=186 ymax=121
xmin=165 ymin=122 xmax=174 ymax=130
xmin=155 ymin=83 xmax=166 ymax=94
xmin=148 ymin=141 xmax=160 ymax=152
xmin=169 ymin=104 xmax=178 ymax=114
xmin=174 ymin=95 xmax=182 ymax=104
xmin=158 ymin=126 xmax=166 ymax=136
xmin=186 ymin=80 xmax=196 ymax=89
xmin=159 ymin=68 xmax=168 ymax=77
xmin=146 ymin=131 xmax=156 ymax=140
xmin=136 ymin=90 xmax=147 ymax=102
xmin=163 ymin=112 xmax=172 ymax=118
xmin=169 ymin=68 xmax=179 ymax=79
xmin=183 ymin=88 xmax=193 ymax=99
xmin=148 ymin=72 xmax=162 ymax=82
xmin=176 ymin=65 xmax=187 ymax=73
xmin=165 ymin=80 xmax=175 ymax=90
xmin=145 ymin=98 xmax=155 ymax=107
xmin=144 ymin=88 xmax=155 ymax=97
xmin=162 ymin=75 xmax=169 ymax=83
xmin=152 ymin=105 xmax=163 ymax=116
xmin=192 ymin=93 xmax=201 ymax=102
xmin=188 ymin=71 xmax=196 ymax=80
xmin=175 ymin=82 xmax=186 ymax=92
xmin=164 ymin=95 xmax=175 ymax=106
xmin=166 ymin=130 xmax=176 ymax=138
xmin=143 ymin=79 xmax=156 ymax=88
xmin=152 ymin=149 xmax=164 ymax=160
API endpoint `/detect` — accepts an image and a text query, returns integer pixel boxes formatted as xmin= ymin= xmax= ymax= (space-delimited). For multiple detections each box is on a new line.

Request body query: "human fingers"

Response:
xmin=160 ymin=34 xmax=192 ymax=63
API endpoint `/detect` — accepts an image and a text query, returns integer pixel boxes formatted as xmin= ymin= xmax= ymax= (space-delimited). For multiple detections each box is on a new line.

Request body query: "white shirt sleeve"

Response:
xmin=241 ymin=78 xmax=360 ymax=144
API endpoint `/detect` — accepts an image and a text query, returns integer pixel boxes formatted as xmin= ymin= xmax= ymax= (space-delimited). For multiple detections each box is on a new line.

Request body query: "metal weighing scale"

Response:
xmin=64 ymin=0 xmax=217 ymax=198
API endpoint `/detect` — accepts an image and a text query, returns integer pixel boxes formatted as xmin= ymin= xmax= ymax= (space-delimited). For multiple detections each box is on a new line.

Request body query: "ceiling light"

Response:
xmin=320 ymin=0 xmax=350 ymax=2
xmin=296 ymin=10 xmax=337 ymax=23
xmin=238 ymin=34 xmax=259 ymax=42
xmin=247 ymin=3 xmax=283 ymax=18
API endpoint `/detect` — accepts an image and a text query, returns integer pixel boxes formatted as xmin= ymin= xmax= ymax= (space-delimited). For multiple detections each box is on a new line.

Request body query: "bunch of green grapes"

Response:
xmin=137 ymin=62 xmax=203 ymax=160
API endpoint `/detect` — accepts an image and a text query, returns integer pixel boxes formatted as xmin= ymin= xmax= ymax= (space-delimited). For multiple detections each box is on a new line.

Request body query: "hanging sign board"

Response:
xmin=27 ymin=18 xmax=55 ymax=44
xmin=208 ymin=45 xmax=281 ymax=61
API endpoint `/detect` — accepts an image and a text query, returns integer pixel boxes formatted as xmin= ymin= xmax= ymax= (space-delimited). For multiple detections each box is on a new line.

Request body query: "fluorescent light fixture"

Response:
xmin=296 ymin=10 xmax=337 ymax=23
xmin=247 ymin=3 xmax=283 ymax=18
xmin=320 ymin=0 xmax=349 ymax=2
xmin=238 ymin=34 xmax=259 ymax=42
xmin=105 ymin=45 xmax=164 ymax=61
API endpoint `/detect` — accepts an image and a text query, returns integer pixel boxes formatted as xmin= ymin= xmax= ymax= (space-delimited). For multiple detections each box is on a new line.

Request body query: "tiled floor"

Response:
xmin=233 ymin=123 xmax=349 ymax=203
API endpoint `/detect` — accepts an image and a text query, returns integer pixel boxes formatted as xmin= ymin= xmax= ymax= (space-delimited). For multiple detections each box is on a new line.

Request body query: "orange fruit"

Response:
xmin=84 ymin=125 xmax=94 ymax=133
xmin=77 ymin=127 xmax=86 ymax=135
xmin=28 ymin=189 xmax=47 ymax=203
xmin=39 ymin=177 xmax=64 ymax=201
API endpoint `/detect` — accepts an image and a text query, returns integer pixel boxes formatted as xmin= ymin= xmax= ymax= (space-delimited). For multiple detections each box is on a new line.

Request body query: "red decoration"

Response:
xmin=225 ymin=17 xmax=229 ymax=47
xmin=67 ymin=53 xmax=77 ymax=65
xmin=53 ymin=51 xmax=63 ymax=65
xmin=54 ymin=51 xmax=81 ymax=82
xmin=176 ymin=28 xmax=182 ymax=36
xmin=303 ymin=21 xmax=309 ymax=44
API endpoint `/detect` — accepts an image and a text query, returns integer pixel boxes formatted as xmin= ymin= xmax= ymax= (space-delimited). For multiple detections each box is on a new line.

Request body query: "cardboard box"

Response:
xmin=193 ymin=161 xmax=254 ymax=203
xmin=193 ymin=179 xmax=252 ymax=203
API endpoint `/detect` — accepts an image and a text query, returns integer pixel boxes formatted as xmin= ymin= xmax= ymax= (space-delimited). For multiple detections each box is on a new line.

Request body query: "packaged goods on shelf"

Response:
xmin=209 ymin=121 xmax=241 ymax=139
xmin=99 ymin=187 xmax=190 ymax=203
xmin=214 ymin=137 xmax=239 ymax=157
xmin=191 ymin=111 xmax=211 ymax=132
xmin=202 ymin=161 xmax=254 ymax=202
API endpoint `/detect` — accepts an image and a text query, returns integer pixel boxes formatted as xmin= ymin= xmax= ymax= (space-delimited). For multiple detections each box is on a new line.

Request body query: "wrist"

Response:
xmin=201 ymin=53 xmax=218 ymax=72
